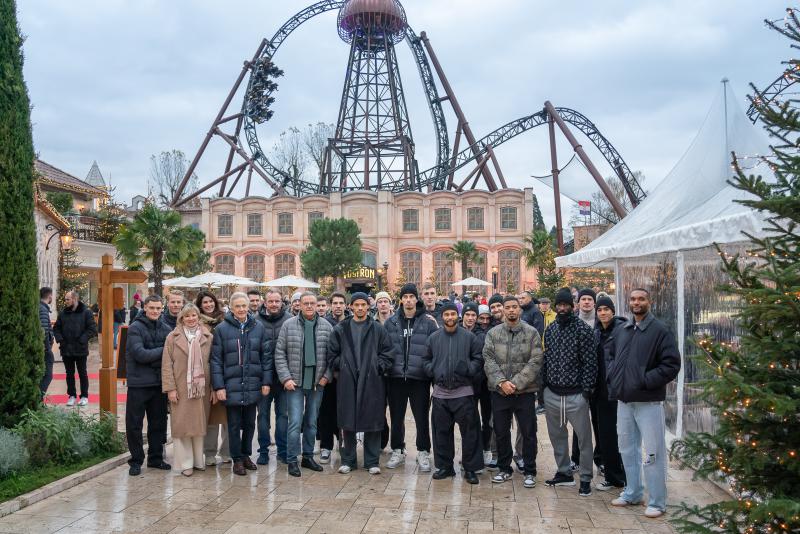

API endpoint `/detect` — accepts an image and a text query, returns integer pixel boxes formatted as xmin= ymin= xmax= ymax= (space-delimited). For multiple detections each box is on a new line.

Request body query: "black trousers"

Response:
xmin=432 ymin=395 xmax=483 ymax=472
xmin=475 ymin=379 xmax=494 ymax=452
xmin=126 ymin=386 xmax=168 ymax=467
xmin=571 ymin=397 xmax=602 ymax=467
xmin=40 ymin=348 xmax=54 ymax=396
xmin=596 ymin=397 xmax=626 ymax=486
xmin=227 ymin=403 xmax=257 ymax=461
xmin=387 ymin=377 xmax=431 ymax=452
xmin=63 ymin=356 xmax=89 ymax=398
xmin=317 ymin=379 xmax=340 ymax=450
xmin=492 ymin=392 xmax=537 ymax=475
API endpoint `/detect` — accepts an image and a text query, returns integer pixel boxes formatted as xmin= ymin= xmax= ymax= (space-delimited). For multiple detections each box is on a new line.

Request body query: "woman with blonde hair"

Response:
xmin=162 ymin=303 xmax=214 ymax=476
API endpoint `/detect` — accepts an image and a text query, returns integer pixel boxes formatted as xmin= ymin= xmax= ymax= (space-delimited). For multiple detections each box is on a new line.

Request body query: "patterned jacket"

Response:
xmin=543 ymin=314 xmax=597 ymax=396
xmin=483 ymin=320 xmax=543 ymax=394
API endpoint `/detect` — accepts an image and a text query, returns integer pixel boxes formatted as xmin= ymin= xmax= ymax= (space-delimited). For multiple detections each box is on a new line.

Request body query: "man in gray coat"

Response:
xmin=274 ymin=292 xmax=334 ymax=477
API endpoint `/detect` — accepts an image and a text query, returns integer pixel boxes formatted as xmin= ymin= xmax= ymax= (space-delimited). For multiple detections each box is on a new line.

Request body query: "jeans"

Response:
xmin=63 ymin=356 xmax=89 ymax=398
xmin=126 ymin=386 xmax=167 ymax=467
xmin=387 ymin=377 xmax=431 ymax=452
xmin=227 ymin=404 xmax=257 ymax=461
xmin=286 ymin=388 xmax=323 ymax=462
xmin=257 ymin=388 xmax=288 ymax=459
xmin=617 ymin=401 xmax=668 ymax=511
xmin=491 ymin=391 xmax=537 ymax=475
xmin=40 ymin=348 xmax=54 ymax=396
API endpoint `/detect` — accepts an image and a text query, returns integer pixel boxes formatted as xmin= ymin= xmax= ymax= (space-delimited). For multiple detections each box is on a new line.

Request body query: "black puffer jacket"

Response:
xmin=423 ymin=326 xmax=483 ymax=390
xmin=210 ymin=313 xmax=273 ymax=406
xmin=542 ymin=313 xmax=597 ymax=396
xmin=384 ymin=302 xmax=439 ymax=380
xmin=160 ymin=310 xmax=178 ymax=330
xmin=521 ymin=302 xmax=545 ymax=336
xmin=40 ymin=302 xmax=53 ymax=353
xmin=256 ymin=305 xmax=292 ymax=357
xmin=126 ymin=313 xmax=172 ymax=388
xmin=325 ymin=309 xmax=351 ymax=327
xmin=606 ymin=313 xmax=680 ymax=403
xmin=53 ymin=302 xmax=97 ymax=358
xmin=594 ymin=316 xmax=627 ymax=401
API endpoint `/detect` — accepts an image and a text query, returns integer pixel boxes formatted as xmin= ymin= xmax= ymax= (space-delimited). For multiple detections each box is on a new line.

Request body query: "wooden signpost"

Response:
xmin=95 ymin=254 xmax=148 ymax=418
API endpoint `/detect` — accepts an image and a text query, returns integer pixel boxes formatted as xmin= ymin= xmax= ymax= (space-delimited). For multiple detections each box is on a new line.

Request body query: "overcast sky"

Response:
xmin=18 ymin=0 xmax=788 ymax=228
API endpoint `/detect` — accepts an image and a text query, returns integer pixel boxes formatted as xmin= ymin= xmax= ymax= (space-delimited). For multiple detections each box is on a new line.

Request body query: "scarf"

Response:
xmin=299 ymin=314 xmax=317 ymax=390
xmin=183 ymin=326 xmax=205 ymax=399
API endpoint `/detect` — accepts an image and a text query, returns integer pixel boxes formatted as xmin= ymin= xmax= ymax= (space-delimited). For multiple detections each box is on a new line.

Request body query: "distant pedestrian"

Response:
xmin=316 ymin=295 xmax=329 ymax=318
xmin=247 ymin=289 xmax=262 ymax=315
xmin=608 ymin=289 xmax=680 ymax=518
xmin=39 ymin=287 xmax=55 ymax=398
xmin=162 ymin=304 xmax=213 ymax=476
xmin=53 ymin=290 xmax=97 ymax=407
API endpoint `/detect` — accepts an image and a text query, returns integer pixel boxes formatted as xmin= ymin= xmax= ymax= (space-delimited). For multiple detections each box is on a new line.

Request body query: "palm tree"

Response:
xmin=447 ymin=240 xmax=483 ymax=295
xmin=114 ymin=202 xmax=206 ymax=296
xmin=523 ymin=229 xmax=556 ymax=269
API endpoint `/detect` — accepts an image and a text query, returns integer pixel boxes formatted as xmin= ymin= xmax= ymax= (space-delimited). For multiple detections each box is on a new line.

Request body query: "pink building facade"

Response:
xmin=187 ymin=188 xmax=538 ymax=295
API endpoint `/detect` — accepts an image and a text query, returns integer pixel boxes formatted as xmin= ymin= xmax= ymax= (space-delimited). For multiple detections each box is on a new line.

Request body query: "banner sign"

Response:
xmin=343 ymin=265 xmax=376 ymax=280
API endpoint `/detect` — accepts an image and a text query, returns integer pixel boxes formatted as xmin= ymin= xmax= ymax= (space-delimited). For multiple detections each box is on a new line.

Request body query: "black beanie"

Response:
xmin=488 ymin=293 xmax=504 ymax=307
xmin=399 ymin=283 xmax=418 ymax=299
xmin=596 ymin=295 xmax=615 ymax=314
xmin=554 ymin=288 xmax=574 ymax=307
xmin=441 ymin=302 xmax=459 ymax=315
xmin=463 ymin=302 xmax=479 ymax=316
xmin=350 ymin=292 xmax=369 ymax=306
xmin=578 ymin=288 xmax=597 ymax=302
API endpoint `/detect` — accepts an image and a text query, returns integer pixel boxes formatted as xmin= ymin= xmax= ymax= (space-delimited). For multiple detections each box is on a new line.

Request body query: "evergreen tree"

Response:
xmin=45 ymin=191 xmax=73 ymax=216
xmin=523 ymin=229 xmax=564 ymax=299
xmin=532 ymin=194 xmax=546 ymax=231
xmin=670 ymin=13 xmax=800 ymax=533
xmin=0 ymin=0 xmax=45 ymax=426
xmin=300 ymin=218 xmax=362 ymax=292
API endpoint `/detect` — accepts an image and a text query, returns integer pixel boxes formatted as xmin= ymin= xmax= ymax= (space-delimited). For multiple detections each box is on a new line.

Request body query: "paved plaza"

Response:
xmin=3 ymin=349 xmax=727 ymax=534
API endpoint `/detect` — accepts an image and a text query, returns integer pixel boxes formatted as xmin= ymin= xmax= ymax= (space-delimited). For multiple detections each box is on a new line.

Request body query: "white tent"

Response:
xmin=452 ymin=277 xmax=492 ymax=287
xmin=557 ymin=82 xmax=773 ymax=268
xmin=263 ymin=275 xmax=321 ymax=289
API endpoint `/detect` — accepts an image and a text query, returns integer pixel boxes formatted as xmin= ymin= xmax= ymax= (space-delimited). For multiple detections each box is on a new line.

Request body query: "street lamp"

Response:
xmin=45 ymin=223 xmax=73 ymax=251
xmin=376 ymin=267 xmax=383 ymax=291
xmin=491 ymin=266 xmax=498 ymax=293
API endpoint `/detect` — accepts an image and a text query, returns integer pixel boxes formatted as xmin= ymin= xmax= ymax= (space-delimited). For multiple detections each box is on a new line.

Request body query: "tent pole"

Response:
xmin=675 ymin=251 xmax=686 ymax=440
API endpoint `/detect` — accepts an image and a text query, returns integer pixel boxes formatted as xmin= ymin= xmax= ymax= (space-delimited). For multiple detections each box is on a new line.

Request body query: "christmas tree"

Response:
xmin=670 ymin=10 xmax=800 ymax=533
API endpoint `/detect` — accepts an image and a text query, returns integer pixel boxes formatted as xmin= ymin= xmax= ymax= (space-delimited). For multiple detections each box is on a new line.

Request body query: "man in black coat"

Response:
xmin=607 ymin=289 xmax=680 ymax=518
xmin=53 ymin=290 xmax=97 ymax=407
xmin=211 ymin=292 xmax=272 ymax=476
xmin=254 ymin=289 xmax=292 ymax=465
xmin=518 ymin=290 xmax=545 ymax=336
xmin=125 ymin=295 xmax=172 ymax=476
xmin=39 ymin=287 xmax=55 ymax=398
xmin=424 ymin=303 xmax=484 ymax=484
xmin=384 ymin=283 xmax=439 ymax=472
xmin=327 ymin=292 xmax=394 ymax=474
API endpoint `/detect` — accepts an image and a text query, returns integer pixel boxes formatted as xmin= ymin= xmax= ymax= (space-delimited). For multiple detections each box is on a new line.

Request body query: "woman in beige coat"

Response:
xmin=162 ymin=303 xmax=214 ymax=476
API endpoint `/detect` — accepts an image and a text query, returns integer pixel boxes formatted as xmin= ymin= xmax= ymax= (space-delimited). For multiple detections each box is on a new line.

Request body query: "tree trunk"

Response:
xmin=461 ymin=258 xmax=468 ymax=296
xmin=335 ymin=275 xmax=345 ymax=293
xmin=153 ymin=248 xmax=164 ymax=297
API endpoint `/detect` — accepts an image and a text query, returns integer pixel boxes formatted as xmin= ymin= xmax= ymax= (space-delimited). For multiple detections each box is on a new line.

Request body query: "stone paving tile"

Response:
xmin=0 ymin=414 xmax=730 ymax=534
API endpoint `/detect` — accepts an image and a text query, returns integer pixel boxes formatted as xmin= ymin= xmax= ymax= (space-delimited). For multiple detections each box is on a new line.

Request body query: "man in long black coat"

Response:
xmin=327 ymin=292 xmax=394 ymax=474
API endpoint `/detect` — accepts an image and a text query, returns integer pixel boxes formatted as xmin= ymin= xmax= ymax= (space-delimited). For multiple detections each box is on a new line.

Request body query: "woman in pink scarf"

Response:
xmin=162 ymin=303 xmax=214 ymax=476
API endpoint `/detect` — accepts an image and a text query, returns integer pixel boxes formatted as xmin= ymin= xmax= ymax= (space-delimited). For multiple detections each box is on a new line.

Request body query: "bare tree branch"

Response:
xmin=149 ymin=149 xmax=197 ymax=206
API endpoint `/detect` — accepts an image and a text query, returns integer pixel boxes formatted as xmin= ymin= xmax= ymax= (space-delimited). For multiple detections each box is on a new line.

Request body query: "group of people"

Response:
xmin=38 ymin=280 xmax=680 ymax=520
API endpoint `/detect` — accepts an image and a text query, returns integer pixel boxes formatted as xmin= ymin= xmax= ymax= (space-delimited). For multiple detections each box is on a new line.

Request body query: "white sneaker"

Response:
xmin=338 ymin=465 xmax=352 ymax=474
xmin=417 ymin=451 xmax=431 ymax=472
xmin=644 ymin=507 xmax=665 ymax=518
xmin=205 ymin=456 xmax=218 ymax=466
xmin=368 ymin=466 xmax=381 ymax=475
xmin=612 ymin=497 xmax=643 ymax=507
xmin=78 ymin=397 xmax=88 ymax=407
xmin=66 ymin=396 xmax=76 ymax=407
xmin=319 ymin=449 xmax=331 ymax=464
xmin=386 ymin=449 xmax=405 ymax=469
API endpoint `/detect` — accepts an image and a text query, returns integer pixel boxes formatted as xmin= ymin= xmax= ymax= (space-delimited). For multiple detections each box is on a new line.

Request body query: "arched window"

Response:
xmin=275 ymin=253 xmax=296 ymax=278
xmin=498 ymin=249 xmax=521 ymax=294
xmin=215 ymin=254 xmax=235 ymax=275
xmin=245 ymin=254 xmax=265 ymax=282
xmin=433 ymin=250 xmax=453 ymax=295
xmin=400 ymin=250 xmax=421 ymax=286
xmin=362 ymin=250 xmax=377 ymax=268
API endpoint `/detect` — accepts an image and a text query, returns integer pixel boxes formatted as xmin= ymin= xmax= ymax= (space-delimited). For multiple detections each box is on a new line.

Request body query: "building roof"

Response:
xmin=34 ymin=183 xmax=70 ymax=230
xmin=35 ymin=159 xmax=108 ymax=198
xmin=84 ymin=160 xmax=106 ymax=188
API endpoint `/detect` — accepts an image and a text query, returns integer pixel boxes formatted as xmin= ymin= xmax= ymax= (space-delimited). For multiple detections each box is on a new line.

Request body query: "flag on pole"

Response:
xmin=578 ymin=201 xmax=591 ymax=216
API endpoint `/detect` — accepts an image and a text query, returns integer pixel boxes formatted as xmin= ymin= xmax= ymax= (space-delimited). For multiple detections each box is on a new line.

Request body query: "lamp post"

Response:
xmin=45 ymin=223 xmax=73 ymax=251
xmin=376 ymin=266 xmax=383 ymax=291
xmin=491 ymin=265 xmax=498 ymax=293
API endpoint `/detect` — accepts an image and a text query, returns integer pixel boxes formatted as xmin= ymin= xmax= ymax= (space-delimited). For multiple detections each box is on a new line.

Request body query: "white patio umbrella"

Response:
xmin=451 ymin=277 xmax=492 ymax=287
xmin=161 ymin=277 xmax=204 ymax=288
xmin=181 ymin=272 xmax=258 ymax=288
xmin=264 ymin=275 xmax=321 ymax=289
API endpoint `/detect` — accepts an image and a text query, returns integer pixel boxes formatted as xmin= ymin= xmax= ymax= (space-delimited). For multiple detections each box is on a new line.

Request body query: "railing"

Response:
xmin=68 ymin=227 xmax=113 ymax=244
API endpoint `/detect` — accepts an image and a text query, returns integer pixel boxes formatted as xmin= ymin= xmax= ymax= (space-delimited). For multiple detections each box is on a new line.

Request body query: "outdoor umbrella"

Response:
xmin=451 ymin=277 xmax=492 ymax=286
xmin=264 ymin=275 xmax=321 ymax=289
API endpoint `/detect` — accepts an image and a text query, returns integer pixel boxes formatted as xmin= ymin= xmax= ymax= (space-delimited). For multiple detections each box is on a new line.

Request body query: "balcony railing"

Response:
xmin=68 ymin=227 xmax=113 ymax=244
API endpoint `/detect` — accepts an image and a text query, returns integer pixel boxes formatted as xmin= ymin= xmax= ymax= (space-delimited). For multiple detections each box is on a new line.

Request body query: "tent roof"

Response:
xmin=557 ymin=82 xmax=774 ymax=268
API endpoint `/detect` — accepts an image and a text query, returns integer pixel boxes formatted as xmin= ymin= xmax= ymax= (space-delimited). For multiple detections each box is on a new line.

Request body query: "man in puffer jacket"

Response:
xmin=423 ymin=303 xmax=484 ymax=484
xmin=211 ymin=292 xmax=273 ymax=476
xmin=483 ymin=296 xmax=543 ymax=488
xmin=125 ymin=295 xmax=172 ymax=476
xmin=384 ymin=283 xmax=439 ymax=472
xmin=274 ymin=292 xmax=333 ymax=477
xmin=542 ymin=288 xmax=597 ymax=497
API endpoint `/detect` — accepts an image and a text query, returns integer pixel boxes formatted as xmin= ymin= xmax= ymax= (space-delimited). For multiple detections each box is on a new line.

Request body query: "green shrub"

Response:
xmin=0 ymin=429 xmax=29 ymax=477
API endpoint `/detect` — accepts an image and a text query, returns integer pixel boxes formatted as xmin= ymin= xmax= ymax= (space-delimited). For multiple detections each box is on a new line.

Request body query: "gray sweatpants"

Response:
xmin=544 ymin=388 xmax=593 ymax=482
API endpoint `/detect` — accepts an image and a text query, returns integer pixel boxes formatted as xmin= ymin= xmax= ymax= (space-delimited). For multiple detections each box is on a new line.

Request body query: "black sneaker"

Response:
xmin=256 ymin=453 xmax=270 ymax=465
xmin=545 ymin=472 xmax=576 ymax=486
xmin=288 ymin=462 xmax=301 ymax=477
xmin=147 ymin=461 xmax=171 ymax=470
xmin=128 ymin=464 xmax=141 ymax=476
xmin=595 ymin=480 xmax=624 ymax=492
xmin=579 ymin=481 xmax=592 ymax=496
